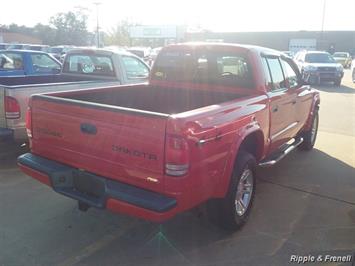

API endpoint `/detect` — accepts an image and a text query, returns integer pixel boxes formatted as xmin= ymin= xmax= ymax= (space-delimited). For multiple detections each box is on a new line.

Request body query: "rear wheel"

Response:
xmin=299 ymin=111 xmax=319 ymax=151
xmin=352 ymin=68 xmax=355 ymax=83
xmin=207 ymin=151 xmax=256 ymax=231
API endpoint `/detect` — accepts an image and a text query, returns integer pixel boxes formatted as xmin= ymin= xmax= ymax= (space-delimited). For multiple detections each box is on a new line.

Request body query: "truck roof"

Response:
xmin=66 ymin=48 xmax=138 ymax=57
xmin=1 ymin=49 xmax=51 ymax=55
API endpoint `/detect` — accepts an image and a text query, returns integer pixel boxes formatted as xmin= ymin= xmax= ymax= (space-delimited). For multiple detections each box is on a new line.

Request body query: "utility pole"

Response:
xmin=321 ymin=0 xmax=326 ymax=38
xmin=93 ymin=2 xmax=101 ymax=48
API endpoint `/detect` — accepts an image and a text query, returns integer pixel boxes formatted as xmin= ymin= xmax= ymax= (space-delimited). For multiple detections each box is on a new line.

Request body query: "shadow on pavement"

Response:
xmin=314 ymin=83 xmax=355 ymax=94
xmin=0 ymin=141 xmax=29 ymax=168
xmin=257 ymin=148 xmax=355 ymax=204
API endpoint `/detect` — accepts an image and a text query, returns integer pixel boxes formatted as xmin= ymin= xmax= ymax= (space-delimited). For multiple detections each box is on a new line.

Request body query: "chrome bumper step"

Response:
xmin=258 ymin=138 xmax=304 ymax=167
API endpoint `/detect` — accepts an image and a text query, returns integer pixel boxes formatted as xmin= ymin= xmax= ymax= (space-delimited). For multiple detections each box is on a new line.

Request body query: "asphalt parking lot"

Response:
xmin=0 ymin=71 xmax=354 ymax=266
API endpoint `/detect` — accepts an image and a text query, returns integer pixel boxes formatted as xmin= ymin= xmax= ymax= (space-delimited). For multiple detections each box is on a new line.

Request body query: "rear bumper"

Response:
xmin=18 ymin=153 xmax=178 ymax=222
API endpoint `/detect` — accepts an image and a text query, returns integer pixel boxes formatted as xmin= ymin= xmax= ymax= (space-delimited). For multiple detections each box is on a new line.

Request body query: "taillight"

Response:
xmin=26 ymin=107 xmax=32 ymax=138
xmin=165 ymin=135 xmax=189 ymax=176
xmin=5 ymin=96 xmax=20 ymax=119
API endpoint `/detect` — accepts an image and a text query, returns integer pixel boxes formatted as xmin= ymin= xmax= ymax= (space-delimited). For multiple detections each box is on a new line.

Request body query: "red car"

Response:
xmin=18 ymin=43 xmax=320 ymax=231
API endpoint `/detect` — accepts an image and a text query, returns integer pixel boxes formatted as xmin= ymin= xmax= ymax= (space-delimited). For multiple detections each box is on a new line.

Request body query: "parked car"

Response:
xmin=148 ymin=47 xmax=163 ymax=66
xmin=0 ymin=50 xmax=61 ymax=77
xmin=282 ymin=51 xmax=294 ymax=58
xmin=333 ymin=52 xmax=352 ymax=68
xmin=18 ymin=43 xmax=320 ymax=231
xmin=0 ymin=43 xmax=10 ymax=50
xmin=0 ymin=48 xmax=150 ymax=142
xmin=7 ymin=44 xmax=26 ymax=50
xmin=294 ymin=50 xmax=344 ymax=86
xmin=49 ymin=45 xmax=75 ymax=61
xmin=127 ymin=47 xmax=152 ymax=64
xmin=25 ymin=44 xmax=51 ymax=53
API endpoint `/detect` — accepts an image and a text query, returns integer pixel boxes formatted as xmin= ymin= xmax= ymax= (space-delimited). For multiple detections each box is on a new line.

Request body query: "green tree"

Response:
xmin=33 ymin=23 xmax=56 ymax=45
xmin=104 ymin=20 xmax=136 ymax=46
xmin=49 ymin=11 xmax=89 ymax=45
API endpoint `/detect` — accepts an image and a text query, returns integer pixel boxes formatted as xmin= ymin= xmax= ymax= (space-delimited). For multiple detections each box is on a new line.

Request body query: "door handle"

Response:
xmin=292 ymin=99 xmax=297 ymax=105
xmin=272 ymin=106 xmax=279 ymax=112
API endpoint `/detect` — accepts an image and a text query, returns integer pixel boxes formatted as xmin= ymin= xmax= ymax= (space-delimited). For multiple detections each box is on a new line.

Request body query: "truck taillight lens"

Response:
xmin=26 ymin=107 xmax=32 ymax=138
xmin=165 ymin=135 xmax=189 ymax=176
xmin=5 ymin=96 xmax=20 ymax=119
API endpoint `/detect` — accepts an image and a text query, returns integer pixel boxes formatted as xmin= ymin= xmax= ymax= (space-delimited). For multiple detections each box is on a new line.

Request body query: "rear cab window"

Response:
xmin=152 ymin=48 xmax=254 ymax=88
xmin=63 ymin=54 xmax=115 ymax=77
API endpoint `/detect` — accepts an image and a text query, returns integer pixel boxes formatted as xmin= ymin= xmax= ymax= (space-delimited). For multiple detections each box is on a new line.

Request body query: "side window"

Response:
xmin=122 ymin=56 xmax=149 ymax=79
xmin=261 ymin=57 xmax=273 ymax=89
xmin=0 ymin=53 xmax=24 ymax=70
xmin=281 ymin=60 xmax=299 ymax=88
xmin=266 ymin=58 xmax=286 ymax=91
xmin=30 ymin=54 xmax=61 ymax=73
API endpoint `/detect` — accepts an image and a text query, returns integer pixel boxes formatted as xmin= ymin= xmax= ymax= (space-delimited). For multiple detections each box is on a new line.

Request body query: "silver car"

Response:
xmin=294 ymin=50 xmax=344 ymax=86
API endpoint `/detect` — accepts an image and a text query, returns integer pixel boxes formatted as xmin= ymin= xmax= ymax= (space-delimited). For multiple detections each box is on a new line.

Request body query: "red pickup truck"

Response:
xmin=18 ymin=43 xmax=320 ymax=230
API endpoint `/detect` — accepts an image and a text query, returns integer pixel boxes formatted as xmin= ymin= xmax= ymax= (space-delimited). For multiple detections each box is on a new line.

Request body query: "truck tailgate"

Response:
xmin=30 ymin=95 xmax=169 ymax=191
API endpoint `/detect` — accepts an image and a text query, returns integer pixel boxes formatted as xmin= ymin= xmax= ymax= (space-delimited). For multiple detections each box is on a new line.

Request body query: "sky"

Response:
xmin=1 ymin=0 xmax=354 ymax=32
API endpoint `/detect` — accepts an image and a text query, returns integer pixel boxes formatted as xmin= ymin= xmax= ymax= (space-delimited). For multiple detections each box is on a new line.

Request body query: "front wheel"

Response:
xmin=334 ymin=79 xmax=341 ymax=86
xmin=207 ymin=151 xmax=256 ymax=231
xmin=299 ymin=111 xmax=319 ymax=151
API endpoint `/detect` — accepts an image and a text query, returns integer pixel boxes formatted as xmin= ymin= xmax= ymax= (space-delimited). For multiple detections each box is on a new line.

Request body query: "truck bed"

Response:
xmin=0 ymin=74 xmax=109 ymax=87
xmin=58 ymin=86 xmax=243 ymax=114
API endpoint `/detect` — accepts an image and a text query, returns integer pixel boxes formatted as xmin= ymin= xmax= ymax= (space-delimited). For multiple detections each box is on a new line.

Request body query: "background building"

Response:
xmin=0 ymin=29 xmax=42 ymax=44
xmin=185 ymin=31 xmax=355 ymax=54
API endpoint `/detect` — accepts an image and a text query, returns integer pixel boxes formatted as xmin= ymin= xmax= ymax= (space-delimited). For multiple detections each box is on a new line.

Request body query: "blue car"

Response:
xmin=0 ymin=50 xmax=62 ymax=77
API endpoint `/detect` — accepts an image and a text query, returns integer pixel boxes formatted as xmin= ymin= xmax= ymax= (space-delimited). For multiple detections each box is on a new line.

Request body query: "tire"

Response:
xmin=352 ymin=69 xmax=355 ymax=83
xmin=299 ymin=111 xmax=319 ymax=151
xmin=207 ymin=151 xmax=256 ymax=231
xmin=334 ymin=79 xmax=341 ymax=86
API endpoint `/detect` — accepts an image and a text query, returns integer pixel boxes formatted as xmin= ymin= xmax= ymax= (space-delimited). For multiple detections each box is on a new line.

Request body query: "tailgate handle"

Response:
xmin=80 ymin=123 xmax=97 ymax=135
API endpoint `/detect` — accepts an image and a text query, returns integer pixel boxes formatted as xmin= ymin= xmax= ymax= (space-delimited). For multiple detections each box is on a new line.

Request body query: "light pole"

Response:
xmin=93 ymin=2 xmax=101 ymax=48
xmin=321 ymin=0 xmax=326 ymax=39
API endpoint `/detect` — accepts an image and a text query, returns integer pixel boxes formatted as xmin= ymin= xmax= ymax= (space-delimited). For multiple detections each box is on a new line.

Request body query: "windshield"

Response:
xmin=333 ymin=53 xmax=347 ymax=58
xmin=305 ymin=53 xmax=335 ymax=63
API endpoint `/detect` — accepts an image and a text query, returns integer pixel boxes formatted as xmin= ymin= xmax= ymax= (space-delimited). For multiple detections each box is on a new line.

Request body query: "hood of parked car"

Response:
xmin=304 ymin=62 xmax=342 ymax=68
